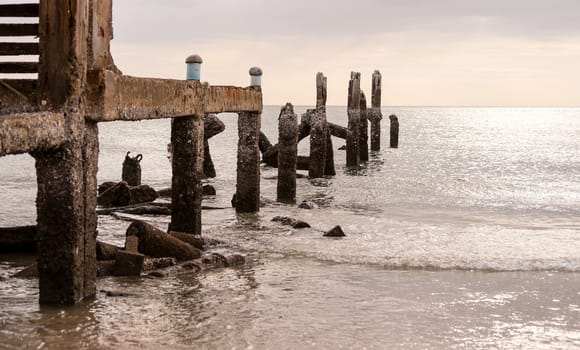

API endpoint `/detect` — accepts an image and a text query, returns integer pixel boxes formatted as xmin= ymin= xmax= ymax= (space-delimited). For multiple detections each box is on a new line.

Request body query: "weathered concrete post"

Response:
xmin=34 ymin=0 xmax=98 ymax=305
xmin=316 ymin=72 xmax=327 ymax=109
xmin=369 ymin=70 xmax=383 ymax=151
xmin=277 ymin=103 xmax=298 ymax=203
xmin=234 ymin=67 xmax=262 ymax=212
xmin=203 ymin=114 xmax=225 ymax=178
xmin=203 ymin=140 xmax=215 ymax=178
xmin=324 ymin=129 xmax=336 ymax=176
xmin=315 ymin=72 xmax=336 ymax=176
xmin=122 ymin=152 xmax=142 ymax=186
xmin=359 ymin=91 xmax=369 ymax=162
xmin=346 ymin=72 xmax=362 ymax=167
xmin=389 ymin=114 xmax=399 ymax=148
xmin=309 ymin=107 xmax=328 ymax=178
xmin=170 ymin=54 xmax=204 ymax=234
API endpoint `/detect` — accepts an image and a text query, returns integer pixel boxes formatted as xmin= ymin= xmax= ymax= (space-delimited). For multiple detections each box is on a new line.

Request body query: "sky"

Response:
xmin=109 ymin=0 xmax=580 ymax=107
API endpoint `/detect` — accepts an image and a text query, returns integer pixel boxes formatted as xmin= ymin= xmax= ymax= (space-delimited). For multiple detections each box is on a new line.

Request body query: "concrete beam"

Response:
xmin=0 ymin=112 xmax=66 ymax=156
xmin=205 ymin=86 xmax=262 ymax=113
xmin=86 ymin=70 xmax=205 ymax=122
xmin=86 ymin=71 xmax=263 ymax=122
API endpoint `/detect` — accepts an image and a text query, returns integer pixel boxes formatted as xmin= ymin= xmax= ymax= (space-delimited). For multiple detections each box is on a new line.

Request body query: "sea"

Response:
xmin=0 ymin=106 xmax=579 ymax=349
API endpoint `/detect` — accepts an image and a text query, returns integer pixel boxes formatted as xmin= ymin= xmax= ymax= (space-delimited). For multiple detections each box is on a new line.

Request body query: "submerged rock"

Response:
xmin=101 ymin=290 xmax=139 ymax=297
xmin=202 ymin=184 xmax=216 ymax=196
xmin=98 ymin=181 xmax=117 ymax=195
xmin=272 ymin=216 xmax=311 ymax=229
xmin=324 ymin=225 xmax=345 ymax=237
xmin=298 ymin=200 xmax=318 ymax=210
xmin=98 ymin=181 xmax=131 ymax=207
xmin=129 ymin=185 xmax=158 ymax=205
xmin=97 ymin=181 xmax=158 ymax=207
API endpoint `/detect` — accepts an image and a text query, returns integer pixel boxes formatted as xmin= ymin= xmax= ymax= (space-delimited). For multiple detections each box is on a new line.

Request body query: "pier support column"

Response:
xmin=369 ymin=70 xmax=383 ymax=151
xmin=203 ymin=113 xmax=225 ymax=178
xmin=359 ymin=92 xmax=369 ymax=162
xmin=316 ymin=72 xmax=327 ymax=109
xmin=324 ymin=129 xmax=336 ymax=176
xmin=34 ymin=118 xmax=98 ymax=305
xmin=390 ymin=114 xmax=399 ymax=148
xmin=236 ymin=111 xmax=261 ymax=212
xmin=277 ymin=103 xmax=298 ymax=203
xmin=235 ymin=66 xmax=263 ymax=213
xmin=171 ymin=53 xmax=205 ymax=234
xmin=33 ymin=0 xmax=98 ymax=305
xmin=346 ymin=72 xmax=362 ymax=167
xmin=309 ymin=107 xmax=328 ymax=178
xmin=170 ymin=115 xmax=204 ymax=234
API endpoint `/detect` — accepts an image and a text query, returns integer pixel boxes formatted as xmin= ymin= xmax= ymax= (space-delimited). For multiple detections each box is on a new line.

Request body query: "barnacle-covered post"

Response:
xmin=234 ymin=67 xmax=263 ymax=212
xmin=369 ymin=70 xmax=383 ymax=151
xmin=346 ymin=72 xmax=361 ymax=167
xmin=359 ymin=92 xmax=369 ymax=161
xmin=390 ymin=114 xmax=399 ymax=148
xmin=170 ymin=54 xmax=204 ymax=234
xmin=277 ymin=103 xmax=298 ymax=203
xmin=309 ymin=106 xmax=328 ymax=178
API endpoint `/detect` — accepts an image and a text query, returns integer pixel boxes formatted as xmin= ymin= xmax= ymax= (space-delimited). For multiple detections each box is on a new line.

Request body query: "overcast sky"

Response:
xmin=111 ymin=0 xmax=580 ymax=106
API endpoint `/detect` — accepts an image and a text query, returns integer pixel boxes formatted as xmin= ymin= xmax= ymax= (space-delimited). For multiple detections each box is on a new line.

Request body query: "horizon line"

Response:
xmin=263 ymin=105 xmax=580 ymax=109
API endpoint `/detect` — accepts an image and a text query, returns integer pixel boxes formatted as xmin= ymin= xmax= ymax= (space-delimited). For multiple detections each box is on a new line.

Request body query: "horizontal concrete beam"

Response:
xmin=86 ymin=70 xmax=205 ymax=122
xmin=205 ymin=85 xmax=262 ymax=113
xmin=87 ymin=70 xmax=262 ymax=122
xmin=0 ymin=112 xmax=66 ymax=156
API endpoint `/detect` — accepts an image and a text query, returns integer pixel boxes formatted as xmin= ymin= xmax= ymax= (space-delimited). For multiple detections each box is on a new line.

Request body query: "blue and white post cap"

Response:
xmin=185 ymin=54 xmax=203 ymax=81
xmin=249 ymin=67 xmax=263 ymax=87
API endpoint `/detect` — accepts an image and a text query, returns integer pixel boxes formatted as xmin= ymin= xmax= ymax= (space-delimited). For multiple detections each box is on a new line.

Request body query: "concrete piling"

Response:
xmin=171 ymin=115 xmax=204 ymax=234
xmin=277 ymin=103 xmax=298 ymax=203
xmin=359 ymin=92 xmax=369 ymax=162
xmin=203 ymin=140 xmax=216 ymax=178
xmin=389 ymin=114 xmax=399 ymax=148
xmin=346 ymin=72 xmax=362 ymax=167
xmin=324 ymin=128 xmax=336 ymax=176
xmin=235 ymin=66 xmax=262 ymax=213
xmin=316 ymin=72 xmax=327 ymax=109
xmin=309 ymin=107 xmax=328 ymax=178
xmin=170 ymin=54 xmax=204 ymax=234
xmin=34 ymin=120 xmax=99 ymax=305
xmin=203 ymin=114 xmax=225 ymax=178
xmin=369 ymin=70 xmax=383 ymax=151
xmin=235 ymin=111 xmax=261 ymax=212
xmin=316 ymin=72 xmax=335 ymax=176
xmin=32 ymin=1 xmax=99 ymax=305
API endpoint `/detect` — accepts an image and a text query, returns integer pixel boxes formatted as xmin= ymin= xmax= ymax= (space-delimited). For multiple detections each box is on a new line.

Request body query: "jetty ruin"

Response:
xmin=0 ymin=0 xmax=262 ymax=305
xmin=0 ymin=1 xmax=392 ymax=306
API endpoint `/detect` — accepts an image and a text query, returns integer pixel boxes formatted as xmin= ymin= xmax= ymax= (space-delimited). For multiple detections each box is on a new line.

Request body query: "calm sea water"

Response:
xmin=1 ymin=107 xmax=579 ymax=349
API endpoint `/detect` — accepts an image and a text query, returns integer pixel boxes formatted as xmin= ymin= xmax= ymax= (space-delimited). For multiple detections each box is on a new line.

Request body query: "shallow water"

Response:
xmin=1 ymin=107 xmax=580 ymax=348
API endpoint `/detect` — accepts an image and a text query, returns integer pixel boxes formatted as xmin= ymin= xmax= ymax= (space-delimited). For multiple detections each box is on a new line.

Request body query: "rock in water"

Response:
xmin=129 ymin=184 xmax=158 ymax=205
xmin=272 ymin=216 xmax=311 ymax=229
xmin=97 ymin=181 xmax=131 ymax=207
xmin=324 ymin=225 xmax=345 ymax=237
xmin=126 ymin=221 xmax=202 ymax=261
xmin=98 ymin=181 xmax=117 ymax=195
xmin=298 ymin=200 xmax=317 ymax=209
xmin=202 ymin=184 xmax=216 ymax=196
